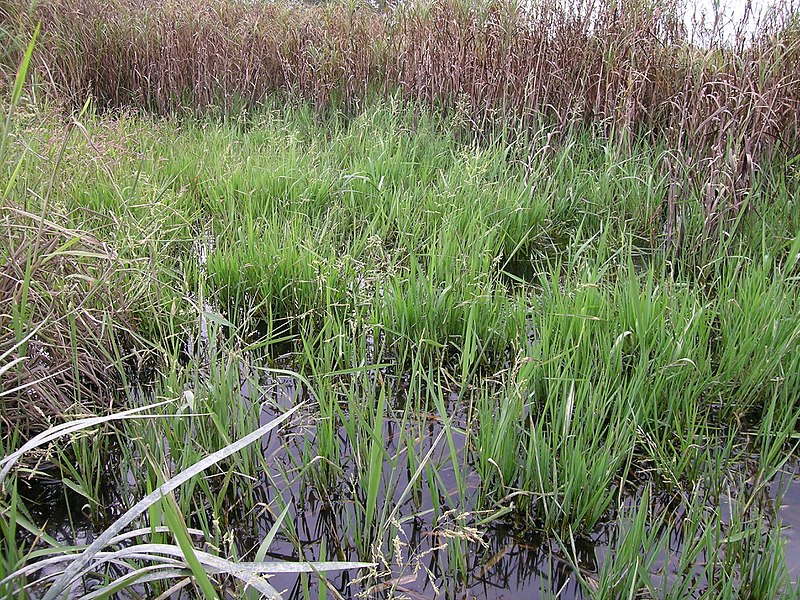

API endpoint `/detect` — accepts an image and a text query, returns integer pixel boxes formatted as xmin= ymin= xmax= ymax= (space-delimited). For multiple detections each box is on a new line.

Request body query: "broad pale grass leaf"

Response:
xmin=40 ymin=403 xmax=303 ymax=600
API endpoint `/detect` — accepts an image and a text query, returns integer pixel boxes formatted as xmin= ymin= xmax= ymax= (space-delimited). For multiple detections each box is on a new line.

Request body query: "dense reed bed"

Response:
xmin=1 ymin=1 xmax=799 ymax=597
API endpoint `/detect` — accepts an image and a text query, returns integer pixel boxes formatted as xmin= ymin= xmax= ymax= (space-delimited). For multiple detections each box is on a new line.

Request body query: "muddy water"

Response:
xmin=249 ymin=463 xmax=800 ymax=599
xmin=18 ymin=367 xmax=800 ymax=598
xmin=775 ymin=467 xmax=800 ymax=572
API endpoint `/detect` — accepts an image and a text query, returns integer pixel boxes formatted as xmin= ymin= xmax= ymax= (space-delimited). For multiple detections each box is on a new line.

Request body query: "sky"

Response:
xmin=683 ymin=0 xmax=790 ymax=40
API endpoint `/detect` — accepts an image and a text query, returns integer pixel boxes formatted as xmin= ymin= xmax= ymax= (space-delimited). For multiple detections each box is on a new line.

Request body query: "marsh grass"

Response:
xmin=0 ymin=28 xmax=137 ymax=438
xmin=1 ymin=14 xmax=800 ymax=596
xmin=3 ymin=0 xmax=800 ymax=246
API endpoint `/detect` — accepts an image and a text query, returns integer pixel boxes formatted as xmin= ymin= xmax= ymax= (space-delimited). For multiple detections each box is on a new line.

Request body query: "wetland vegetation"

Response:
xmin=1 ymin=0 xmax=799 ymax=597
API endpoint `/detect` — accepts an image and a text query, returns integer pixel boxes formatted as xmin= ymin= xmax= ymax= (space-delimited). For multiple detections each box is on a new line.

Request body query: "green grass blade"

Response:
xmin=161 ymin=494 xmax=219 ymax=600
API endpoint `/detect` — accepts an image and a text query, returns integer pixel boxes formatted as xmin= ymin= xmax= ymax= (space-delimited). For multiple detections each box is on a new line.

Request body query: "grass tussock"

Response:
xmin=0 ymin=33 xmax=134 ymax=436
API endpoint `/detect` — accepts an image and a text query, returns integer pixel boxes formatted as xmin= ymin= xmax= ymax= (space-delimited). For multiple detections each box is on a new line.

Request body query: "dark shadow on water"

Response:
xmin=18 ymin=470 xmax=98 ymax=545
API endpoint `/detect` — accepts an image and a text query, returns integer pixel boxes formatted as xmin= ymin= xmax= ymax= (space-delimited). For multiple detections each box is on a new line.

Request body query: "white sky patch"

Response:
xmin=683 ymin=0 xmax=791 ymax=42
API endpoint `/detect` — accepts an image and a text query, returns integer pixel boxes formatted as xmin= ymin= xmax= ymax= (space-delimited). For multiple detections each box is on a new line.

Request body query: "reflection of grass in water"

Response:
xmin=1 ymin=50 xmax=800 ymax=600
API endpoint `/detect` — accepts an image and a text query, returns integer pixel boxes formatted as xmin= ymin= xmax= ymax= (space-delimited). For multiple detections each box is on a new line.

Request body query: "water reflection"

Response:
xmin=15 ymin=370 xmax=800 ymax=599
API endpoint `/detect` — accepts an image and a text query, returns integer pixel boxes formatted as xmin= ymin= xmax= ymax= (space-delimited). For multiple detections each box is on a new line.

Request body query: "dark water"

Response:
xmin=237 ymin=368 xmax=800 ymax=599
xmin=17 ymin=366 xmax=800 ymax=598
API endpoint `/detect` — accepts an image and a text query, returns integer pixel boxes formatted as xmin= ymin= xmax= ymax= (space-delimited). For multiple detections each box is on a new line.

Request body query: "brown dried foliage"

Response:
xmin=2 ymin=0 xmax=385 ymax=112
xmin=0 ymin=203 xmax=132 ymax=435
xmin=2 ymin=0 xmax=799 ymax=236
